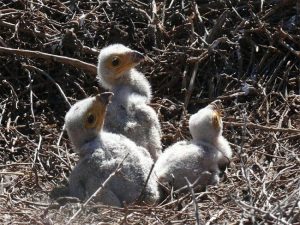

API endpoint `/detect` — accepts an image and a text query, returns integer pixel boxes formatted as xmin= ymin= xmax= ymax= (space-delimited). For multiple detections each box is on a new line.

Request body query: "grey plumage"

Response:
xmin=65 ymin=93 xmax=160 ymax=206
xmin=154 ymin=102 xmax=232 ymax=193
xmin=97 ymin=44 xmax=162 ymax=161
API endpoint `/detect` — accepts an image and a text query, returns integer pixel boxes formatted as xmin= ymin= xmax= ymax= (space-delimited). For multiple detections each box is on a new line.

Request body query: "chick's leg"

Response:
xmin=68 ymin=164 xmax=89 ymax=200
xmin=96 ymin=188 xmax=122 ymax=207
xmin=68 ymin=178 xmax=87 ymax=200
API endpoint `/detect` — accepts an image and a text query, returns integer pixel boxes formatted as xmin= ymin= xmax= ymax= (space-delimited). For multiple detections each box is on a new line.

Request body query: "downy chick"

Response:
xmin=97 ymin=44 xmax=162 ymax=161
xmin=65 ymin=93 xmax=160 ymax=206
xmin=154 ymin=101 xmax=232 ymax=193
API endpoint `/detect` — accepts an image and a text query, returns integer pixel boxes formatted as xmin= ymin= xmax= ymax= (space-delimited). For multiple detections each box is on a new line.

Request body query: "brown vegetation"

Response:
xmin=0 ymin=0 xmax=299 ymax=224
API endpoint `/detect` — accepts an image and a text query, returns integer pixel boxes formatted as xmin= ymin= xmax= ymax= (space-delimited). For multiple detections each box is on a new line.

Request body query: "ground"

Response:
xmin=0 ymin=0 xmax=299 ymax=224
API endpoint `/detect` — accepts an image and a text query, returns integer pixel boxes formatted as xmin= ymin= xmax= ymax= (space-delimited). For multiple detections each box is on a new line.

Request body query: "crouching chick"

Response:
xmin=154 ymin=101 xmax=232 ymax=195
xmin=64 ymin=92 xmax=160 ymax=207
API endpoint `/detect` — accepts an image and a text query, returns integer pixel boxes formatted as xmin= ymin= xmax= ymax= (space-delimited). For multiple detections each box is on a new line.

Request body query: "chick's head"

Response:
xmin=189 ymin=101 xmax=223 ymax=143
xmin=65 ymin=92 xmax=113 ymax=150
xmin=97 ymin=44 xmax=145 ymax=89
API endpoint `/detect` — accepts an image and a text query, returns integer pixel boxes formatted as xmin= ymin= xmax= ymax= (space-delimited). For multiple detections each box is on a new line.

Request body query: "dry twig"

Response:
xmin=0 ymin=46 xmax=97 ymax=76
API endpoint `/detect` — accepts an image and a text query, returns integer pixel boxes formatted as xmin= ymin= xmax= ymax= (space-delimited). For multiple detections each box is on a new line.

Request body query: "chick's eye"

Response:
xmin=87 ymin=113 xmax=95 ymax=124
xmin=111 ymin=57 xmax=120 ymax=66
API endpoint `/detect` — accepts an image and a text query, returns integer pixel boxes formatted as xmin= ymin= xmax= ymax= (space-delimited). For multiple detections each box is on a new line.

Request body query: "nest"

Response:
xmin=0 ymin=0 xmax=299 ymax=224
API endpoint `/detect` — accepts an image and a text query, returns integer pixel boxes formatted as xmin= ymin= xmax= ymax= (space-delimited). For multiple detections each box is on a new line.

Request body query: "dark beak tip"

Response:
xmin=132 ymin=51 xmax=145 ymax=63
xmin=96 ymin=92 xmax=114 ymax=105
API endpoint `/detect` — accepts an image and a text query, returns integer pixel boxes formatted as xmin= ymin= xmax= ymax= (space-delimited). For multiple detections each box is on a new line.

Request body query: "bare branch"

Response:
xmin=0 ymin=46 xmax=97 ymax=76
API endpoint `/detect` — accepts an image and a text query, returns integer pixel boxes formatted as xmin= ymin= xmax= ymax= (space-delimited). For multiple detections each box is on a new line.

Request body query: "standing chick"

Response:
xmin=154 ymin=101 xmax=232 ymax=193
xmin=97 ymin=44 xmax=162 ymax=161
xmin=65 ymin=93 xmax=160 ymax=206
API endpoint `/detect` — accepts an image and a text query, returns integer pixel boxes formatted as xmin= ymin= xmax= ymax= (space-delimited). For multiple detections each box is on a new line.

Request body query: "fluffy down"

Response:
xmin=154 ymin=102 xmax=232 ymax=194
xmin=64 ymin=94 xmax=160 ymax=206
xmin=68 ymin=132 xmax=159 ymax=206
xmin=97 ymin=44 xmax=162 ymax=161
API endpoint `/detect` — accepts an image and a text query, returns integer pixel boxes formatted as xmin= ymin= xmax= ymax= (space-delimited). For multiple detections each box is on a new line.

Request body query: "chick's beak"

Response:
xmin=110 ymin=50 xmax=145 ymax=78
xmin=208 ymin=100 xmax=223 ymax=117
xmin=96 ymin=92 xmax=114 ymax=106
xmin=128 ymin=51 xmax=145 ymax=64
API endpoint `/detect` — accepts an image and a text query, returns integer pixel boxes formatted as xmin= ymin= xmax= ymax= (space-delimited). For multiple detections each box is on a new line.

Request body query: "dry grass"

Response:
xmin=0 ymin=0 xmax=299 ymax=224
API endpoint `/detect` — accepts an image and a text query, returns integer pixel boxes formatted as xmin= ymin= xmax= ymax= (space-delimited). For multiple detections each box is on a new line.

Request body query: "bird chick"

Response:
xmin=64 ymin=93 xmax=160 ymax=207
xmin=97 ymin=44 xmax=151 ymax=101
xmin=154 ymin=101 xmax=232 ymax=194
xmin=97 ymin=44 xmax=162 ymax=161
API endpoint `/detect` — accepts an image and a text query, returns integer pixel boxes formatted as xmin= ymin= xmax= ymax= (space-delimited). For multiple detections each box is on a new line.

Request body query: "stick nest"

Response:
xmin=0 ymin=0 xmax=299 ymax=224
